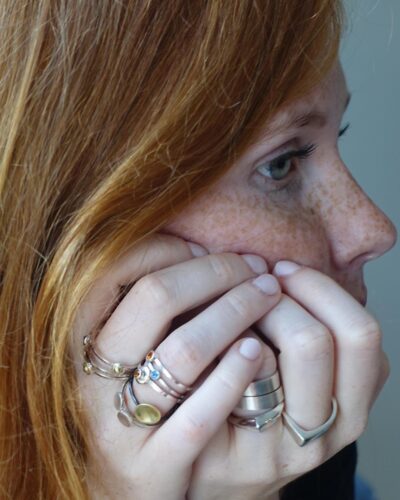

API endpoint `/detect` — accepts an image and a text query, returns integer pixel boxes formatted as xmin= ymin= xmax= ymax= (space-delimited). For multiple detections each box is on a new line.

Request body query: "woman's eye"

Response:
xmin=257 ymin=156 xmax=293 ymax=181
xmin=255 ymin=143 xmax=316 ymax=182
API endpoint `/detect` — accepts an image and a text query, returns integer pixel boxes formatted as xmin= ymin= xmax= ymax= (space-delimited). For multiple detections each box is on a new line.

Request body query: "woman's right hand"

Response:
xmin=72 ymin=233 xmax=282 ymax=499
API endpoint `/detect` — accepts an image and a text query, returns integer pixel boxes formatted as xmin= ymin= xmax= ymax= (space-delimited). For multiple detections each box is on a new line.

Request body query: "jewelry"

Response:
xmin=229 ymin=402 xmax=284 ymax=431
xmin=82 ymin=334 xmax=137 ymax=379
xmin=282 ymin=397 xmax=338 ymax=447
xmin=242 ymin=371 xmax=281 ymax=397
xmin=236 ymin=386 xmax=284 ymax=412
xmin=114 ymin=377 xmax=179 ymax=428
xmin=134 ymin=350 xmax=192 ymax=400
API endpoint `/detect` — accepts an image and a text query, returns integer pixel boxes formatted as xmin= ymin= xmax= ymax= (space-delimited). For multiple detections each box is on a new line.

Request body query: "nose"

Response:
xmin=323 ymin=166 xmax=397 ymax=271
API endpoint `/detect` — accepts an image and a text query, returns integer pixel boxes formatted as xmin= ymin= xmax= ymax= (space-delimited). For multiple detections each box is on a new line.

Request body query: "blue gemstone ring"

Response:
xmin=133 ymin=350 xmax=192 ymax=401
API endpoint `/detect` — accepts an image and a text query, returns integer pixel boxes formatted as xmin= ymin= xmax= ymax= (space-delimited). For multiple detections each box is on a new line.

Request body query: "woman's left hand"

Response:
xmin=187 ymin=261 xmax=389 ymax=500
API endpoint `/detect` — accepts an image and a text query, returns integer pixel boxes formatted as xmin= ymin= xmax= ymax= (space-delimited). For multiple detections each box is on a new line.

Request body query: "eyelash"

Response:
xmin=256 ymin=122 xmax=350 ymax=185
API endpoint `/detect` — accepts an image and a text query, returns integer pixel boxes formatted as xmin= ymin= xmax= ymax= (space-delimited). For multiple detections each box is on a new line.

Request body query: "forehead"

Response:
xmin=254 ymin=62 xmax=348 ymax=142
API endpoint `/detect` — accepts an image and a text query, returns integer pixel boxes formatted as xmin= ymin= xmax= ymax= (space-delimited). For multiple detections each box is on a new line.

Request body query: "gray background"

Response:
xmin=341 ymin=1 xmax=399 ymax=499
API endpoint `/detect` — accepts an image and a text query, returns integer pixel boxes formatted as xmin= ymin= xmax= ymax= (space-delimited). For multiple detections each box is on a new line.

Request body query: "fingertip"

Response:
xmin=187 ymin=242 xmax=209 ymax=257
xmin=239 ymin=337 xmax=262 ymax=360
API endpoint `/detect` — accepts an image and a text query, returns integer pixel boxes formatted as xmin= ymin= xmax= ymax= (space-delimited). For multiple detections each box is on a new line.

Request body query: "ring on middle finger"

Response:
xmin=134 ymin=349 xmax=192 ymax=401
xmin=236 ymin=386 xmax=284 ymax=412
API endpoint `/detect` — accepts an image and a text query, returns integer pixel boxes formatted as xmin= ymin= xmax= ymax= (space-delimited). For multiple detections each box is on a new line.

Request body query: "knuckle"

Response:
xmin=292 ymin=325 xmax=333 ymax=361
xmin=215 ymin=370 xmax=238 ymax=394
xmin=347 ymin=316 xmax=382 ymax=351
xmin=208 ymin=254 xmax=239 ymax=283
xmin=345 ymin=415 xmax=369 ymax=443
xmin=163 ymin=332 xmax=202 ymax=368
xmin=224 ymin=291 xmax=251 ymax=319
xmin=135 ymin=273 xmax=175 ymax=308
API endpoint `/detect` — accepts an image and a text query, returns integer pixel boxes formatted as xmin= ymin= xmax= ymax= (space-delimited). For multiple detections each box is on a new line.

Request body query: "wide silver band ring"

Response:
xmin=282 ymin=397 xmax=338 ymax=446
xmin=237 ymin=386 xmax=284 ymax=412
xmin=242 ymin=371 xmax=281 ymax=397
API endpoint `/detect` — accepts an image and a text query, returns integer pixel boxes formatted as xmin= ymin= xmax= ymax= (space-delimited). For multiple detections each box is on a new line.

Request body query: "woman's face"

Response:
xmin=163 ymin=61 xmax=397 ymax=304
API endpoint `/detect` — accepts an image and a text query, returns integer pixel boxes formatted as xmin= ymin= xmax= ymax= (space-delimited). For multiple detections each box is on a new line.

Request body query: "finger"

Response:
xmin=273 ymin=261 xmax=383 ymax=417
xmin=96 ymin=252 xmax=268 ymax=364
xmin=150 ymin=337 xmax=264 ymax=465
xmin=256 ymin=294 xmax=334 ymax=429
xmin=73 ymin=233 xmax=207 ymax=341
xmin=134 ymin=273 xmax=281 ymax=413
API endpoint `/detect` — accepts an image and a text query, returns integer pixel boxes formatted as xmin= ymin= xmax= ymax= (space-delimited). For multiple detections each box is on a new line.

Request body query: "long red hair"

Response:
xmin=0 ymin=1 xmax=343 ymax=497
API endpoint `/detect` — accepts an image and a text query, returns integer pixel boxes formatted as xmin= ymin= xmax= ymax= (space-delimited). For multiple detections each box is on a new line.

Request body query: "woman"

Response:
xmin=0 ymin=1 xmax=396 ymax=498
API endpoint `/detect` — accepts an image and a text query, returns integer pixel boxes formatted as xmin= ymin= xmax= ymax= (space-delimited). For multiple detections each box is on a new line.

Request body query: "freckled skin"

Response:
xmin=164 ymin=62 xmax=397 ymax=301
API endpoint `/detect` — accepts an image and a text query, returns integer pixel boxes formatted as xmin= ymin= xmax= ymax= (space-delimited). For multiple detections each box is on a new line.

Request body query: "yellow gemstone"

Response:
xmin=146 ymin=350 xmax=155 ymax=362
xmin=134 ymin=403 xmax=161 ymax=425
xmin=134 ymin=368 xmax=141 ymax=379
xmin=83 ymin=361 xmax=93 ymax=374
xmin=112 ymin=363 xmax=123 ymax=375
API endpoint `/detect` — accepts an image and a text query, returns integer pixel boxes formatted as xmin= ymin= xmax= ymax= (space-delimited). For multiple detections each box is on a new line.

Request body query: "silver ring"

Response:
xmin=242 ymin=371 xmax=281 ymax=397
xmin=236 ymin=386 xmax=284 ymax=412
xmin=282 ymin=397 xmax=338 ymax=446
xmin=134 ymin=350 xmax=192 ymax=400
xmin=229 ymin=402 xmax=284 ymax=432
xmin=82 ymin=334 xmax=137 ymax=379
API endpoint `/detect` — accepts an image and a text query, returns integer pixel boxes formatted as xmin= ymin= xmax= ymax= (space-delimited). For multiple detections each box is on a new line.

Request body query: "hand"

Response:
xmin=187 ymin=261 xmax=388 ymax=500
xmin=72 ymin=233 xmax=282 ymax=499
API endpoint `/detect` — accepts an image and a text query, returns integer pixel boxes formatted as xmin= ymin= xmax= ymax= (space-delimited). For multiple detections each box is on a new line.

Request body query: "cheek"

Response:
xmin=162 ymin=188 xmax=331 ymax=269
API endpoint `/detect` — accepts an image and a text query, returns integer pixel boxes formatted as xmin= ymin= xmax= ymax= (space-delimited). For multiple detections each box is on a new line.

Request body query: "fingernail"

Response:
xmin=187 ymin=242 xmax=208 ymax=257
xmin=241 ymin=254 xmax=268 ymax=274
xmin=274 ymin=261 xmax=301 ymax=276
xmin=239 ymin=338 xmax=261 ymax=360
xmin=252 ymin=274 xmax=280 ymax=294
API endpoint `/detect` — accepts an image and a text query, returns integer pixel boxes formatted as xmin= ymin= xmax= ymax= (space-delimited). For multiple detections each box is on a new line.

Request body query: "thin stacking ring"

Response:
xmin=82 ymin=334 xmax=137 ymax=379
xmin=134 ymin=350 xmax=192 ymax=400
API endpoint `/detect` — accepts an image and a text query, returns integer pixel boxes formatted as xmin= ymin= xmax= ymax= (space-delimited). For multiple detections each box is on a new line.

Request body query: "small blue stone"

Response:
xmin=150 ymin=370 xmax=160 ymax=380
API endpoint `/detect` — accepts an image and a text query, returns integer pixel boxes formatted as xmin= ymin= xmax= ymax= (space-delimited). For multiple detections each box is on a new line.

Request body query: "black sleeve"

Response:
xmin=280 ymin=442 xmax=357 ymax=500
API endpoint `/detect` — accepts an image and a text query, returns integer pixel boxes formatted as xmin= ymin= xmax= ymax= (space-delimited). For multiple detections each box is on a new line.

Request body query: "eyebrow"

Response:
xmin=275 ymin=92 xmax=352 ymax=132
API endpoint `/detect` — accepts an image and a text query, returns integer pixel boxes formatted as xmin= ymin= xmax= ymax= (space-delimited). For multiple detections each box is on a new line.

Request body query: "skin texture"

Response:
xmin=163 ymin=62 xmax=397 ymax=302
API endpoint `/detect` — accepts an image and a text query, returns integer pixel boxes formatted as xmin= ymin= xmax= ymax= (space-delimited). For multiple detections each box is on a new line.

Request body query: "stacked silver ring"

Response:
xmin=133 ymin=350 xmax=192 ymax=401
xmin=82 ymin=333 xmax=137 ymax=379
xmin=229 ymin=371 xmax=284 ymax=431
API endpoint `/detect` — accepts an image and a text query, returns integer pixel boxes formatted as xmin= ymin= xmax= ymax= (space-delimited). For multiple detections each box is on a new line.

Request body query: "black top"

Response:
xmin=280 ymin=442 xmax=357 ymax=500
